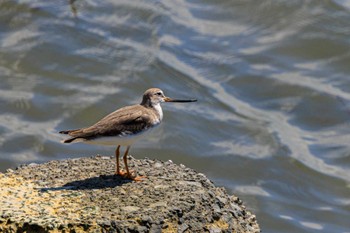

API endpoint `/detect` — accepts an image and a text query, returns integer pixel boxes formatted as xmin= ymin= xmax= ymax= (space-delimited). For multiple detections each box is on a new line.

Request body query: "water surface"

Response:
xmin=1 ymin=0 xmax=350 ymax=232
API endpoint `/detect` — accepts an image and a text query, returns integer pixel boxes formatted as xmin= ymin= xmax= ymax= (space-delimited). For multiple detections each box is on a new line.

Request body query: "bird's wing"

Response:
xmin=63 ymin=106 xmax=153 ymax=140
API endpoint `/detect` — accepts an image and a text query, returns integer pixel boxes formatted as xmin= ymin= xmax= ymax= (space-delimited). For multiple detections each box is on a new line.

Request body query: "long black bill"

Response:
xmin=164 ymin=97 xmax=197 ymax=103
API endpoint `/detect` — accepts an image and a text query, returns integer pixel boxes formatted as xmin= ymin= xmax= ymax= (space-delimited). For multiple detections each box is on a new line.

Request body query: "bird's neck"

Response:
xmin=153 ymin=103 xmax=163 ymax=122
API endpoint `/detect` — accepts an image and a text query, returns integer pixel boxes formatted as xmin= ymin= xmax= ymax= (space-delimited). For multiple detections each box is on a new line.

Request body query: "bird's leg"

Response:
xmin=123 ymin=146 xmax=145 ymax=181
xmin=123 ymin=145 xmax=131 ymax=177
xmin=115 ymin=145 xmax=127 ymax=176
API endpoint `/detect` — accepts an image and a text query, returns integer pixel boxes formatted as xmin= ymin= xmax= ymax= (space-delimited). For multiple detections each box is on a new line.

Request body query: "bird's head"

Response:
xmin=141 ymin=88 xmax=197 ymax=107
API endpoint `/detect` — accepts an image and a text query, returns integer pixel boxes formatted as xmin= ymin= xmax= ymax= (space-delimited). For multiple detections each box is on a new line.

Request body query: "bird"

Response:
xmin=59 ymin=88 xmax=197 ymax=181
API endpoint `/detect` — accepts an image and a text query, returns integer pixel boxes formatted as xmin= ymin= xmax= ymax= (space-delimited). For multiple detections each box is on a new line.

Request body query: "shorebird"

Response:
xmin=59 ymin=88 xmax=197 ymax=180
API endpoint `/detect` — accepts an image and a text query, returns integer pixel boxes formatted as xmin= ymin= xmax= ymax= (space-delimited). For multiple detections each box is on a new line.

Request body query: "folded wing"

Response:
xmin=59 ymin=106 xmax=153 ymax=143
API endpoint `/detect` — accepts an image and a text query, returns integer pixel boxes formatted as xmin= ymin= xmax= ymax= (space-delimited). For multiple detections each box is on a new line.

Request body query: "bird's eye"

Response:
xmin=156 ymin=92 xmax=162 ymax=96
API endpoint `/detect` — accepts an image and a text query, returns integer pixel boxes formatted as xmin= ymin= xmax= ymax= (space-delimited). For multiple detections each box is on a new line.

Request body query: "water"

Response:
xmin=1 ymin=0 xmax=350 ymax=232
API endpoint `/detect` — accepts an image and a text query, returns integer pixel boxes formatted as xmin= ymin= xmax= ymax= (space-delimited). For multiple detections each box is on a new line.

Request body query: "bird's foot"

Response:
xmin=129 ymin=175 xmax=146 ymax=182
xmin=115 ymin=170 xmax=128 ymax=176
xmin=127 ymin=170 xmax=146 ymax=182
xmin=116 ymin=170 xmax=146 ymax=182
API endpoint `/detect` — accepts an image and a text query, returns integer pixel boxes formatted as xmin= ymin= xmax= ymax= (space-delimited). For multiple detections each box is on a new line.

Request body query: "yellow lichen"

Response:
xmin=207 ymin=219 xmax=229 ymax=230
xmin=162 ymin=220 xmax=178 ymax=233
xmin=0 ymin=173 xmax=99 ymax=230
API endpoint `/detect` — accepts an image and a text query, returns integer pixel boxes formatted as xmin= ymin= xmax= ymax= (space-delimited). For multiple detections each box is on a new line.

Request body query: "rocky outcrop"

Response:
xmin=0 ymin=155 xmax=260 ymax=232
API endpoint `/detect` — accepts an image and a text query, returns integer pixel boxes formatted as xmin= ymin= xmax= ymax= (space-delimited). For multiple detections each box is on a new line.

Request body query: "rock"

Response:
xmin=178 ymin=223 xmax=189 ymax=233
xmin=149 ymin=224 xmax=162 ymax=233
xmin=0 ymin=155 xmax=260 ymax=232
xmin=121 ymin=206 xmax=140 ymax=213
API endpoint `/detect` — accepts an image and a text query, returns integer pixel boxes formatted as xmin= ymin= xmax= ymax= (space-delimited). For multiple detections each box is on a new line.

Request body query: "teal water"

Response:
xmin=1 ymin=1 xmax=350 ymax=232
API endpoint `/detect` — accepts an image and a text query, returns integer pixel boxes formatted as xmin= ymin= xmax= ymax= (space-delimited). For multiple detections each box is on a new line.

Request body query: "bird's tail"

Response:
xmin=61 ymin=137 xmax=78 ymax=143
xmin=59 ymin=129 xmax=82 ymax=143
xmin=59 ymin=130 xmax=71 ymax=134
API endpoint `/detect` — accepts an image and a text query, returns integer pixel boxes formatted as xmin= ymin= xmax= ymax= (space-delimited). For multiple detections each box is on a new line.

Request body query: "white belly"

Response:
xmin=83 ymin=125 xmax=158 ymax=146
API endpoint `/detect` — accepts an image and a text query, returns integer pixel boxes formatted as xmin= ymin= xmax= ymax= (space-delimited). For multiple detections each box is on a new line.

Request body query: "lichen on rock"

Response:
xmin=0 ymin=155 xmax=260 ymax=233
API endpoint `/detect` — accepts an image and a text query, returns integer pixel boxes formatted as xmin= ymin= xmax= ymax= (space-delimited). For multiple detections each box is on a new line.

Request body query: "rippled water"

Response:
xmin=1 ymin=0 xmax=350 ymax=232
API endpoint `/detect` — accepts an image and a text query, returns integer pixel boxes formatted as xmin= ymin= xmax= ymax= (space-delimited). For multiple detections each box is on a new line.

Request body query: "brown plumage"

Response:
xmin=59 ymin=105 xmax=159 ymax=143
xmin=59 ymin=88 xmax=197 ymax=180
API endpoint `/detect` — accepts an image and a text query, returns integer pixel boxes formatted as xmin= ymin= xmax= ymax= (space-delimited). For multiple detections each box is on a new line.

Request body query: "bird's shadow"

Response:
xmin=40 ymin=174 xmax=132 ymax=192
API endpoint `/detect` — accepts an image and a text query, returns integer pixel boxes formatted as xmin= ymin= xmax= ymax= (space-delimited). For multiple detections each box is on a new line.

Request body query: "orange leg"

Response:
xmin=115 ymin=145 xmax=120 ymax=175
xmin=115 ymin=145 xmax=127 ymax=176
xmin=123 ymin=146 xmax=131 ymax=177
xmin=123 ymin=146 xmax=145 ymax=182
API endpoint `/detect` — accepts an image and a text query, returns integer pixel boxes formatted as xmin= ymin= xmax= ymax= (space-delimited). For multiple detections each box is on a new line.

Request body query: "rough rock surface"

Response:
xmin=0 ymin=155 xmax=260 ymax=233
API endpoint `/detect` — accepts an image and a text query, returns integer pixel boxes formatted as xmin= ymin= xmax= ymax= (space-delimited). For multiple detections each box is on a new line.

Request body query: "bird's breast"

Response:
xmin=153 ymin=103 xmax=163 ymax=122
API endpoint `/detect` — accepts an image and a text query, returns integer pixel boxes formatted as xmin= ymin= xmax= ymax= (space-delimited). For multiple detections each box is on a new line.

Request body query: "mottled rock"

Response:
xmin=0 ymin=155 xmax=260 ymax=232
